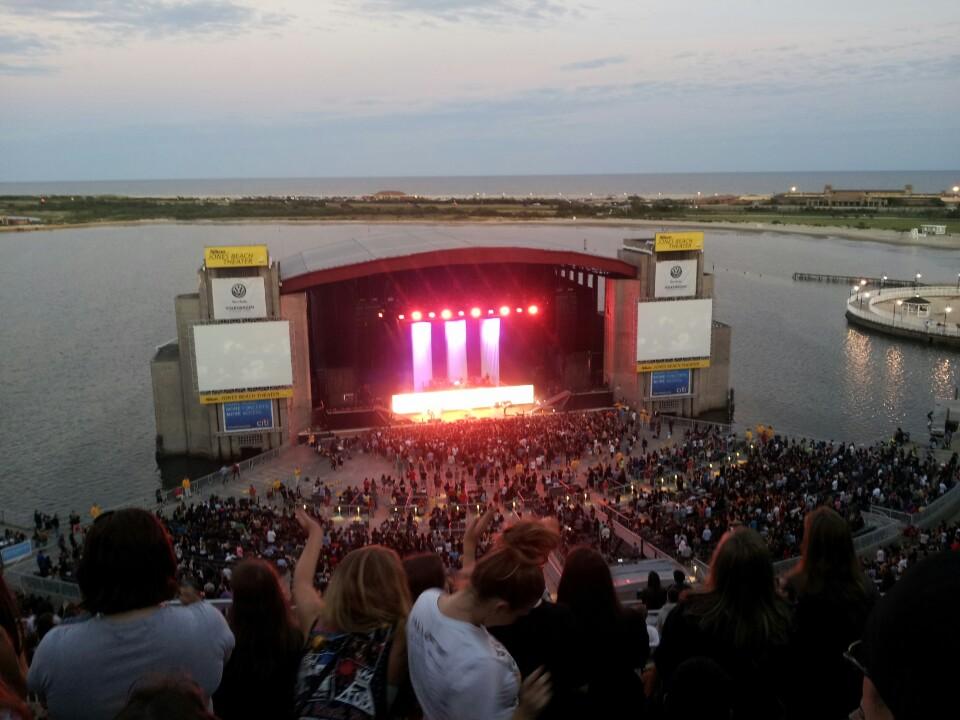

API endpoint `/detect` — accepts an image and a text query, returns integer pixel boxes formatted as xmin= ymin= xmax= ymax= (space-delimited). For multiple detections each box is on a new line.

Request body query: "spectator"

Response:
xmin=114 ymin=675 xmax=218 ymax=720
xmin=848 ymin=551 xmax=960 ymax=719
xmin=292 ymin=509 xmax=410 ymax=719
xmin=213 ymin=559 xmax=303 ymax=720
xmin=556 ymin=546 xmax=650 ymax=717
xmin=0 ymin=677 xmax=30 ymax=720
xmin=781 ymin=507 xmax=876 ymax=719
xmin=0 ymin=574 xmax=27 ymax=701
xmin=27 ymin=509 xmax=234 ymax=720
xmin=403 ymin=553 xmax=448 ymax=601
xmin=654 ymin=528 xmax=792 ymax=720
xmin=638 ymin=571 xmax=667 ymax=611
xmin=407 ymin=520 xmax=557 ymax=720
xmin=668 ymin=569 xmax=690 ymax=598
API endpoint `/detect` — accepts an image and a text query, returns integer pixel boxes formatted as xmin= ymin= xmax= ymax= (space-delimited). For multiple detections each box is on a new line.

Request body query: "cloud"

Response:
xmin=354 ymin=0 xmax=573 ymax=24
xmin=560 ymin=55 xmax=626 ymax=71
xmin=0 ymin=31 xmax=58 ymax=74
xmin=0 ymin=61 xmax=55 ymax=75
xmin=0 ymin=1 xmax=288 ymax=36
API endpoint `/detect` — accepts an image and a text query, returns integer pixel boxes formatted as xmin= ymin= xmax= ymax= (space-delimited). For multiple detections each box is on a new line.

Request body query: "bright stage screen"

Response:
xmin=636 ymin=299 xmax=712 ymax=361
xmin=392 ymin=384 xmax=534 ymax=415
xmin=193 ymin=321 xmax=292 ymax=392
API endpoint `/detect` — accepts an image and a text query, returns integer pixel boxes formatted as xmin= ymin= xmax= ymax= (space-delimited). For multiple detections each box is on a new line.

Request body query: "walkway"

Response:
xmin=846 ymin=284 xmax=960 ymax=346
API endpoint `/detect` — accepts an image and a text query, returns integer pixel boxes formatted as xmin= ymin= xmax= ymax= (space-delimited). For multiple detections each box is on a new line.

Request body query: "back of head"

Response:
xmin=860 ymin=551 xmax=960 ymax=718
xmin=228 ymin=559 xmax=299 ymax=661
xmin=324 ymin=545 xmax=411 ymax=633
xmin=78 ymin=509 xmax=178 ymax=615
xmin=673 ymin=569 xmax=686 ymax=586
xmin=647 ymin=571 xmax=662 ymax=591
xmin=662 ymin=657 xmax=733 ymax=720
xmin=472 ymin=520 xmax=559 ymax=610
xmin=695 ymin=527 xmax=789 ymax=649
xmin=795 ymin=506 xmax=864 ymax=598
xmin=556 ymin=545 xmax=619 ymax=624
xmin=114 ymin=675 xmax=217 ymax=720
xmin=403 ymin=553 xmax=447 ymax=601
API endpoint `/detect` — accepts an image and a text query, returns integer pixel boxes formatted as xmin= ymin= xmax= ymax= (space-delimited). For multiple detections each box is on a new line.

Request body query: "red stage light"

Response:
xmin=441 ymin=309 xmax=452 ymax=320
xmin=516 ymin=307 xmax=523 ymax=313
xmin=470 ymin=307 xmax=482 ymax=318
xmin=528 ymin=305 xmax=539 ymax=315
xmin=488 ymin=309 xmax=494 ymax=315
xmin=458 ymin=310 xmax=465 ymax=317
xmin=377 ymin=311 xmax=384 ymax=318
xmin=411 ymin=311 xmax=422 ymax=321
xmin=428 ymin=311 xmax=436 ymax=319
xmin=499 ymin=306 xmax=510 ymax=316
xmin=398 ymin=314 xmax=405 ymax=320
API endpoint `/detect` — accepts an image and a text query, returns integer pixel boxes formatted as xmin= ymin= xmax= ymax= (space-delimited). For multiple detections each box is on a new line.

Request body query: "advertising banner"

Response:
xmin=655 ymin=259 xmax=697 ymax=298
xmin=636 ymin=358 xmax=710 ymax=373
xmin=654 ymin=232 xmax=704 ymax=252
xmin=211 ymin=277 xmax=267 ymax=320
xmin=200 ymin=387 xmax=293 ymax=405
xmin=204 ymin=245 xmax=269 ymax=268
xmin=0 ymin=540 xmax=33 ymax=565
xmin=651 ymin=369 xmax=692 ymax=397
xmin=222 ymin=400 xmax=275 ymax=432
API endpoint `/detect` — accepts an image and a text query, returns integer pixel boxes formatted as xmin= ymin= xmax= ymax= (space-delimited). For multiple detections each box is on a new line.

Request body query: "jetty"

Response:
xmin=793 ymin=273 xmax=921 ymax=287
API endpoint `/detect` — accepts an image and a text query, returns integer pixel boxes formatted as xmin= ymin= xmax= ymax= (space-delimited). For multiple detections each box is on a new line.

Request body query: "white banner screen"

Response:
xmin=655 ymin=259 xmax=697 ymax=298
xmin=194 ymin=321 xmax=292 ymax=392
xmin=636 ymin=299 xmax=712 ymax=361
xmin=211 ymin=277 xmax=267 ymax=320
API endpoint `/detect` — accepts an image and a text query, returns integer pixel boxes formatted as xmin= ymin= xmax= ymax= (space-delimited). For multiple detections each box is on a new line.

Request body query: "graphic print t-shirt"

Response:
xmin=407 ymin=589 xmax=521 ymax=720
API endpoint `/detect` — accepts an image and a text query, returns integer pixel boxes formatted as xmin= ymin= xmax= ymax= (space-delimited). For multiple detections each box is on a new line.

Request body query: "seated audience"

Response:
xmin=27 ymin=509 xmax=234 ymax=720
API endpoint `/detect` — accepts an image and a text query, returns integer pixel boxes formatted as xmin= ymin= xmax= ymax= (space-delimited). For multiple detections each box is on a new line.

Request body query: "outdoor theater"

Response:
xmin=151 ymin=236 xmax=731 ymax=460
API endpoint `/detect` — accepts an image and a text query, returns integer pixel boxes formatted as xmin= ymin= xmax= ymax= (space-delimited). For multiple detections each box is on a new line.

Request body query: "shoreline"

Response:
xmin=2 ymin=215 xmax=958 ymax=250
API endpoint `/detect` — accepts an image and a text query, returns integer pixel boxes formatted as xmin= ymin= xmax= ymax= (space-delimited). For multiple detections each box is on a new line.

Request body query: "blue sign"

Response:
xmin=1 ymin=540 xmax=33 ymax=565
xmin=223 ymin=400 xmax=274 ymax=432
xmin=651 ymin=369 xmax=692 ymax=397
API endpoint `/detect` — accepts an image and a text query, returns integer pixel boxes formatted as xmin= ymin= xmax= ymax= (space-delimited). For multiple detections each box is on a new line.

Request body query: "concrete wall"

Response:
xmin=281 ymin=292 xmax=312 ymax=442
xmin=151 ymin=352 xmax=186 ymax=455
xmin=694 ymin=322 xmax=732 ymax=415
xmin=172 ymin=293 xmax=214 ymax=457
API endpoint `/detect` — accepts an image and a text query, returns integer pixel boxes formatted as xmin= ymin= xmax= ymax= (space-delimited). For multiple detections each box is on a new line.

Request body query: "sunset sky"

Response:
xmin=1 ymin=0 xmax=958 ymax=180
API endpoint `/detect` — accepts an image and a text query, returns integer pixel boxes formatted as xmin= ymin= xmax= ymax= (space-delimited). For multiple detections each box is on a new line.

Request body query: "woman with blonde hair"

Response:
xmin=292 ymin=509 xmax=411 ymax=719
xmin=406 ymin=512 xmax=557 ymax=720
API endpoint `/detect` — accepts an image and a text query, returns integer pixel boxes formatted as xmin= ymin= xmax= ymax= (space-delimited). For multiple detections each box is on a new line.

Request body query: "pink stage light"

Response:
xmin=528 ymin=305 xmax=539 ymax=315
xmin=398 ymin=314 xmax=405 ymax=320
xmin=488 ymin=309 xmax=494 ymax=315
xmin=499 ymin=306 xmax=511 ymax=316
xmin=516 ymin=307 xmax=523 ymax=313
xmin=428 ymin=311 xmax=436 ymax=318
xmin=377 ymin=311 xmax=384 ymax=318
xmin=441 ymin=309 xmax=452 ymax=320
xmin=470 ymin=307 xmax=482 ymax=318
xmin=458 ymin=310 xmax=465 ymax=317
xmin=411 ymin=311 xmax=422 ymax=321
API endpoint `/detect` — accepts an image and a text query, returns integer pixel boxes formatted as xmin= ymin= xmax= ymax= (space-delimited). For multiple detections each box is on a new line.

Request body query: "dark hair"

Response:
xmin=673 ymin=569 xmax=686 ymax=585
xmin=403 ymin=553 xmax=447 ymax=600
xmin=647 ymin=571 xmax=662 ymax=591
xmin=789 ymin=507 xmax=869 ymax=603
xmin=556 ymin=546 xmax=622 ymax=630
xmin=472 ymin=521 xmax=559 ymax=610
xmin=686 ymin=528 xmax=791 ymax=650
xmin=115 ymin=675 xmax=217 ymax=720
xmin=77 ymin=509 xmax=178 ymax=615
xmin=0 ymin=574 xmax=23 ymax=658
xmin=226 ymin=559 xmax=302 ymax=679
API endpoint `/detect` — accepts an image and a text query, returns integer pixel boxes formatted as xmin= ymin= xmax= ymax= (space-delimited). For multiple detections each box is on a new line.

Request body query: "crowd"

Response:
xmin=1 ymin=501 xmax=957 ymax=720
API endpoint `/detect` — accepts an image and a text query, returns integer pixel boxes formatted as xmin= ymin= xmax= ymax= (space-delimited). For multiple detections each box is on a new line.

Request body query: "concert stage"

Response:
xmin=392 ymin=384 xmax=535 ymax=417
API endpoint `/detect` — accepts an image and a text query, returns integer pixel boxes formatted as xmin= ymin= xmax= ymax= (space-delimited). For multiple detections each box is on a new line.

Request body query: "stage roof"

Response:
xmin=279 ymin=236 xmax=637 ymax=293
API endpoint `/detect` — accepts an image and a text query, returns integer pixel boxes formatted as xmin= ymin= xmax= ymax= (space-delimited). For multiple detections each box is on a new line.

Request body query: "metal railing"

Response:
xmin=907 ymin=482 xmax=960 ymax=529
xmin=847 ymin=285 xmax=960 ymax=336
xmin=868 ymin=505 xmax=912 ymax=524
xmin=12 ymin=574 xmax=82 ymax=602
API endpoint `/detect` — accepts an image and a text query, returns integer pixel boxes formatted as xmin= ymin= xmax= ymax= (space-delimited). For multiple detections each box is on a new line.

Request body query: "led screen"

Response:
xmin=636 ymin=299 xmax=712 ymax=361
xmin=194 ymin=321 xmax=292 ymax=392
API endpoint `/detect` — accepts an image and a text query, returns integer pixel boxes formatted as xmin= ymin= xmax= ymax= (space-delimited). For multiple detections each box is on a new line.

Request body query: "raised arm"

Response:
xmin=293 ymin=508 xmax=326 ymax=636
xmin=461 ymin=504 xmax=497 ymax=577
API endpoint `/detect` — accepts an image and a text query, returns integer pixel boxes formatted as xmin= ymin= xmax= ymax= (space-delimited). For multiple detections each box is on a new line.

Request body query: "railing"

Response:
xmin=656 ymin=414 xmax=734 ymax=433
xmin=13 ymin=574 xmax=82 ymax=602
xmin=868 ymin=505 xmax=912 ymax=524
xmin=846 ymin=285 xmax=960 ymax=336
xmin=908 ymin=482 xmax=960 ymax=529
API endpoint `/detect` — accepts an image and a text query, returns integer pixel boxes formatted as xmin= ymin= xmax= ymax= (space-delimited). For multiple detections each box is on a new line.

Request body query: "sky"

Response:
xmin=1 ymin=0 xmax=959 ymax=181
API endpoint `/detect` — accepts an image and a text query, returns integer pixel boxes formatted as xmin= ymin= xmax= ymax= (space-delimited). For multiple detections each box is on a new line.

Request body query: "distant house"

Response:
xmin=367 ymin=190 xmax=415 ymax=201
xmin=775 ymin=184 xmax=944 ymax=209
xmin=0 ymin=215 xmax=43 ymax=226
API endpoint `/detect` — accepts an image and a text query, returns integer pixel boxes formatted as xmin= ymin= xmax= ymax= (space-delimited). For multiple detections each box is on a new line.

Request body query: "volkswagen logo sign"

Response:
xmin=670 ymin=265 xmax=683 ymax=279
xmin=231 ymin=283 xmax=247 ymax=298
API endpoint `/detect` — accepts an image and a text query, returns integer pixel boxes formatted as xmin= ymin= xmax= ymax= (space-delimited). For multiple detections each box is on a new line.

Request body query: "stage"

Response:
xmin=391 ymin=384 xmax=536 ymax=421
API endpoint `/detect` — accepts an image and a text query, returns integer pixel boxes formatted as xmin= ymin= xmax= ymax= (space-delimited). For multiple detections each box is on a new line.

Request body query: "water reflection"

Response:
xmin=931 ymin=358 xmax=956 ymax=399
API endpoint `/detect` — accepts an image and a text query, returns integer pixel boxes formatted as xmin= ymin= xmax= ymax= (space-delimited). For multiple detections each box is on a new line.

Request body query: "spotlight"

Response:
xmin=377 ymin=311 xmax=384 ymax=318
xmin=441 ymin=309 xmax=452 ymax=320
xmin=488 ymin=309 xmax=494 ymax=315
xmin=528 ymin=304 xmax=538 ymax=315
xmin=411 ymin=311 xmax=422 ymax=321
xmin=398 ymin=314 xmax=405 ymax=320
xmin=458 ymin=310 xmax=465 ymax=317
xmin=516 ymin=307 xmax=523 ymax=313
xmin=499 ymin=306 xmax=510 ymax=316
xmin=470 ymin=307 xmax=482 ymax=318
xmin=428 ymin=311 xmax=436 ymax=318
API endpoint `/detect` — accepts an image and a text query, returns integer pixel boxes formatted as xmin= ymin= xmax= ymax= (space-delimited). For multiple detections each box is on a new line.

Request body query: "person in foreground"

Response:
xmin=406 ymin=513 xmax=557 ymax=720
xmin=654 ymin=527 xmax=792 ymax=720
xmin=292 ymin=508 xmax=410 ymax=719
xmin=26 ymin=509 xmax=234 ymax=720
xmin=847 ymin=550 xmax=960 ymax=719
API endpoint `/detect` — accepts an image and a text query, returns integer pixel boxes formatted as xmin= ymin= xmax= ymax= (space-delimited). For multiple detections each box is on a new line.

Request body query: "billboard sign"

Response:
xmin=655 ymin=232 xmax=704 ymax=252
xmin=204 ymin=245 xmax=269 ymax=268
xmin=655 ymin=259 xmax=697 ymax=298
xmin=637 ymin=358 xmax=710 ymax=373
xmin=0 ymin=540 xmax=33 ymax=565
xmin=200 ymin=387 xmax=293 ymax=405
xmin=651 ymin=369 xmax=692 ymax=397
xmin=636 ymin=298 xmax=713 ymax=362
xmin=211 ymin=277 xmax=267 ymax=320
xmin=193 ymin=320 xmax=292 ymax=393
xmin=222 ymin=400 xmax=274 ymax=432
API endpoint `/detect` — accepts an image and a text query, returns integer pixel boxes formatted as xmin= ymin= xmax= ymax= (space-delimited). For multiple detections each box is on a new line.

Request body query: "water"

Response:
xmin=1 ymin=223 xmax=958 ymax=522
xmin=1 ymin=170 xmax=958 ymax=199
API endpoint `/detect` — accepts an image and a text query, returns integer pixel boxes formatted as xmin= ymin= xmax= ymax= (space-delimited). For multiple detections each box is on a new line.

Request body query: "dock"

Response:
xmin=793 ymin=273 xmax=921 ymax=287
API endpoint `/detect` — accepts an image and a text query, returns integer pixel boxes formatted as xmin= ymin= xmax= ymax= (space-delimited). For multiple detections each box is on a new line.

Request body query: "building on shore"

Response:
xmin=774 ymin=184 xmax=948 ymax=209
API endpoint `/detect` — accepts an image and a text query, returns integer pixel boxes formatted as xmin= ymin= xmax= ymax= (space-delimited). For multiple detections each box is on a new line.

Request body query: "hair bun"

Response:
xmin=499 ymin=519 xmax=560 ymax=566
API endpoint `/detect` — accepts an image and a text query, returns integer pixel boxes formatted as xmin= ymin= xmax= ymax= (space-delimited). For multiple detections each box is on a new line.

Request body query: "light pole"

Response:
xmin=915 ymin=272 xmax=922 ymax=292
xmin=956 ymin=273 xmax=959 ymax=290
xmin=861 ymin=291 xmax=871 ymax=310
xmin=946 ymin=306 xmax=952 ymax=332
xmin=880 ymin=275 xmax=887 ymax=294
xmin=896 ymin=299 xmax=903 ymax=326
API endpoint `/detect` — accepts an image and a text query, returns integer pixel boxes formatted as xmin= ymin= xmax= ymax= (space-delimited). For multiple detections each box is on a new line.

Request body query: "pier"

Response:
xmin=845 ymin=284 xmax=960 ymax=348
xmin=793 ymin=272 xmax=922 ymax=287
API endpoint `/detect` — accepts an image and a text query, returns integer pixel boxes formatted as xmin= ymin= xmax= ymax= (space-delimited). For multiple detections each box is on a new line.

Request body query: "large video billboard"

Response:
xmin=636 ymin=298 xmax=712 ymax=362
xmin=193 ymin=321 xmax=292 ymax=393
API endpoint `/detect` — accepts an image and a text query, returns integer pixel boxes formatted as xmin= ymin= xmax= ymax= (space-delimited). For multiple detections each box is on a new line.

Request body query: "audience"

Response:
xmin=0 ymin=575 xmax=27 ymax=702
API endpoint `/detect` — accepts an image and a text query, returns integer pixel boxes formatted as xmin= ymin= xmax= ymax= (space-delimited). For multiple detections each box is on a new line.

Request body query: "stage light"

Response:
xmin=499 ymin=306 xmax=510 ymax=316
xmin=516 ymin=307 xmax=523 ymax=313
xmin=528 ymin=305 xmax=539 ymax=315
xmin=428 ymin=311 xmax=436 ymax=318
xmin=458 ymin=310 xmax=465 ymax=317
xmin=377 ymin=311 xmax=384 ymax=318
xmin=411 ymin=311 xmax=422 ymax=321
xmin=398 ymin=314 xmax=405 ymax=320
xmin=441 ymin=309 xmax=452 ymax=320
xmin=470 ymin=307 xmax=481 ymax=318
xmin=488 ymin=309 xmax=494 ymax=315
